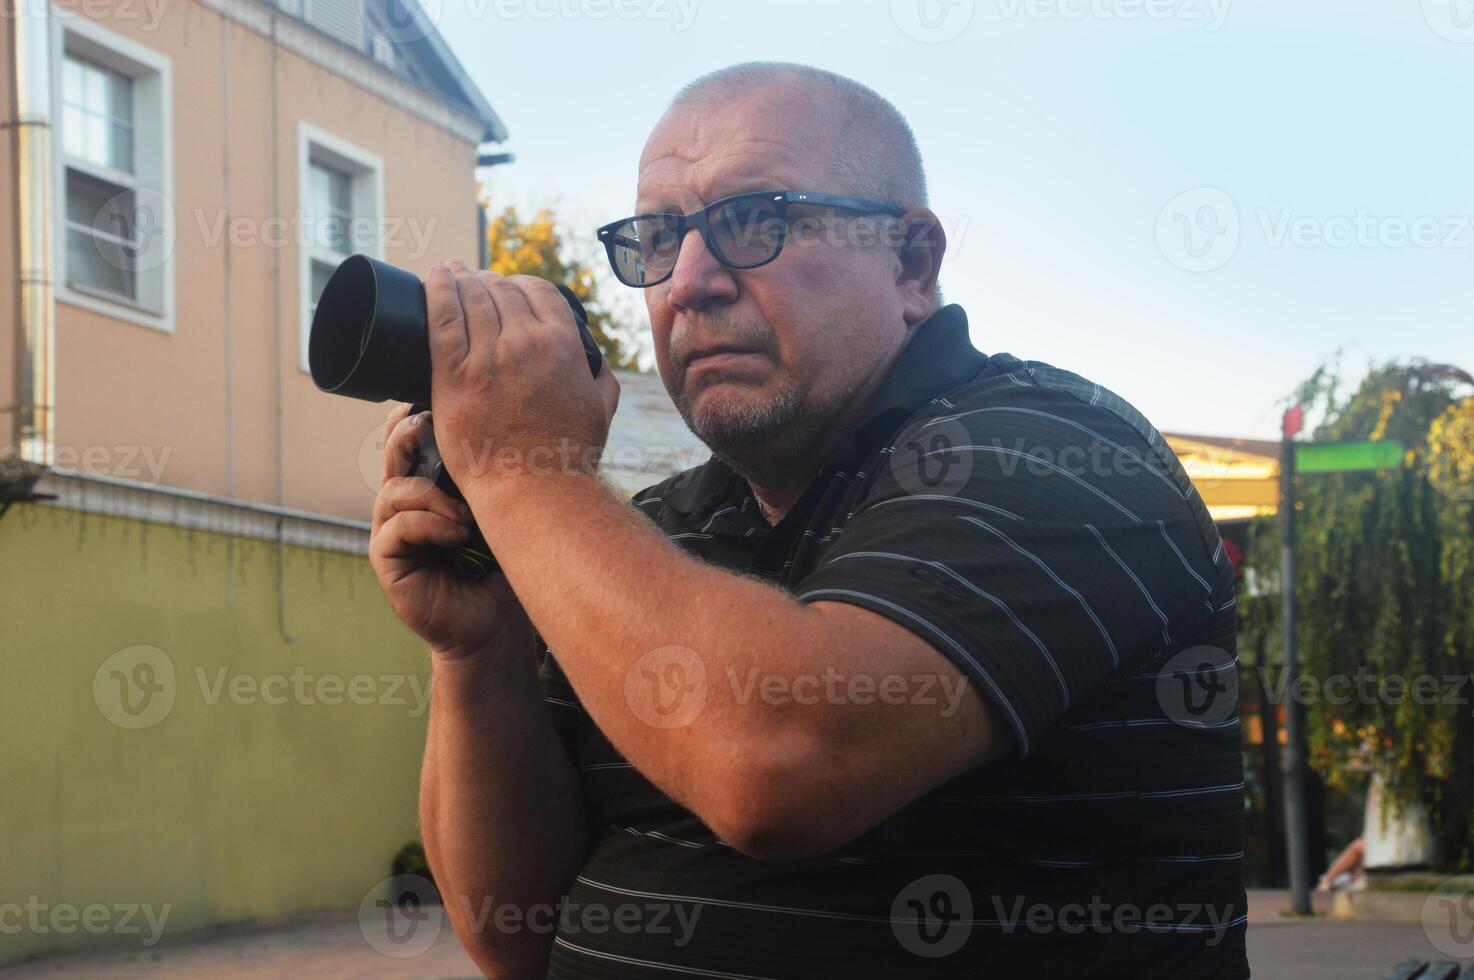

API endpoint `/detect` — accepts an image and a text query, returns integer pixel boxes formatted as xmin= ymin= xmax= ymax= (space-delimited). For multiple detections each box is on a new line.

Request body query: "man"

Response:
xmin=369 ymin=63 xmax=1248 ymax=979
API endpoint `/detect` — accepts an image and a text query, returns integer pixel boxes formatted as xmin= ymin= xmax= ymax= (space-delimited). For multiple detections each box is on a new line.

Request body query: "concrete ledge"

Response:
xmin=1332 ymin=874 xmax=1474 ymax=923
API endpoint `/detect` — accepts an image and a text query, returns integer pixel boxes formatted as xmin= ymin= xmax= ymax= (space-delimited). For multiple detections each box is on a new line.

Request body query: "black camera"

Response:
xmin=308 ymin=254 xmax=605 ymax=575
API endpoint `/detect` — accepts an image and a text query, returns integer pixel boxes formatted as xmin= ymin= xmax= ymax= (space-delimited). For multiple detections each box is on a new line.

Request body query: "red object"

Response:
xmin=1223 ymin=538 xmax=1244 ymax=578
xmin=1282 ymin=404 xmax=1304 ymax=440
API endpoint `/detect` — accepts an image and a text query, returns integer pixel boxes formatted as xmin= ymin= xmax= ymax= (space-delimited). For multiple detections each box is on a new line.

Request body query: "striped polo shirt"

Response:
xmin=537 ymin=304 xmax=1248 ymax=979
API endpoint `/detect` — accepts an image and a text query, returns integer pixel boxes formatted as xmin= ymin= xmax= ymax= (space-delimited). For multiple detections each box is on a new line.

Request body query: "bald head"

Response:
xmin=634 ymin=63 xmax=948 ymax=488
xmin=667 ymin=62 xmax=929 ymax=212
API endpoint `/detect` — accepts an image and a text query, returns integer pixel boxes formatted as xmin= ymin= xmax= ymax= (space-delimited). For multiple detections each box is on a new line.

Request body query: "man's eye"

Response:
xmin=719 ymin=205 xmax=777 ymax=228
xmin=642 ymin=221 xmax=682 ymax=256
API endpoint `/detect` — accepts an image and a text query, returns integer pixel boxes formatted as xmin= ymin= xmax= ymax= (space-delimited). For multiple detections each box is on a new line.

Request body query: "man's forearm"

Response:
xmin=420 ymin=639 xmax=590 ymax=978
xmin=468 ymin=473 xmax=843 ymax=841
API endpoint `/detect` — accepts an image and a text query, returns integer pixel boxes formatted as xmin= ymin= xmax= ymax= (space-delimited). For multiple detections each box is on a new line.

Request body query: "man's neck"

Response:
xmin=728 ymin=314 xmax=930 ymax=527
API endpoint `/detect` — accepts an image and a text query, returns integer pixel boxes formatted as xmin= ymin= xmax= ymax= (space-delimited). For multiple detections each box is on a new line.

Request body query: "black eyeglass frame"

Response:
xmin=596 ymin=190 xmax=907 ymax=288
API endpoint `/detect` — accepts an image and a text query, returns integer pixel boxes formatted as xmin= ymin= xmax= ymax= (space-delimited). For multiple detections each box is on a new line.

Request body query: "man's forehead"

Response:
xmin=635 ymin=88 xmax=838 ymax=210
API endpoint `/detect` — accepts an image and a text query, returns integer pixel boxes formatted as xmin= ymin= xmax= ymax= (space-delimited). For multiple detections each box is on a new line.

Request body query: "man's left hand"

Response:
xmin=424 ymin=260 xmax=620 ymax=495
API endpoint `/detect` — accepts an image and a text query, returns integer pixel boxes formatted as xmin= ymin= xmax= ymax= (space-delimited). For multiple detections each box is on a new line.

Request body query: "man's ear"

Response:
xmin=894 ymin=209 xmax=947 ymax=325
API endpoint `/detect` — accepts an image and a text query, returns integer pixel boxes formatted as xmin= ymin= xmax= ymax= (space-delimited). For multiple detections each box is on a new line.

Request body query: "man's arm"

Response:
xmin=419 ymin=635 xmax=591 ymax=979
xmin=420 ymin=263 xmax=1011 ymax=862
xmin=369 ymin=403 xmax=591 ymax=977
xmin=470 ymin=469 xmax=1013 ymax=861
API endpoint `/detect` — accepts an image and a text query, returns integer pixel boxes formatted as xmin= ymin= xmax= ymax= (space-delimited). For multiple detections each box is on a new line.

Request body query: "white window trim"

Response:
xmin=51 ymin=14 xmax=174 ymax=334
xmin=298 ymin=122 xmax=383 ymax=373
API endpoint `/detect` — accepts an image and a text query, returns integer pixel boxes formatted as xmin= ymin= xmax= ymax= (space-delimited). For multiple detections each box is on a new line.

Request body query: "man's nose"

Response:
xmin=666 ymin=228 xmax=738 ymax=313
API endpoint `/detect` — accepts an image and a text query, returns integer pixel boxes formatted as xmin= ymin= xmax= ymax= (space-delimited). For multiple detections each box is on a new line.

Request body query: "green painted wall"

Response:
xmin=0 ymin=502 xmax=431 ymax=964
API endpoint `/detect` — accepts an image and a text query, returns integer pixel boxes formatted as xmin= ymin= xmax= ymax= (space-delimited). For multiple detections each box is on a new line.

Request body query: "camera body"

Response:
xmin=308 ymin=254 xmax=605 ymax=575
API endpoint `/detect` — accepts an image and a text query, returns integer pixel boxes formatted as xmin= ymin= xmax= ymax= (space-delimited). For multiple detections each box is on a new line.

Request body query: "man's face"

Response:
xmin=635 ymin=85 xmax=915 ymax=474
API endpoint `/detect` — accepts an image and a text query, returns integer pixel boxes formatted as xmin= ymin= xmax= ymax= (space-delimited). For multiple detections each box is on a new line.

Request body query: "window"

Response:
xmin=299 ymin=124 xmax=383 ymax=370
xmin=53 ymin=18 xmax=173 ymax=331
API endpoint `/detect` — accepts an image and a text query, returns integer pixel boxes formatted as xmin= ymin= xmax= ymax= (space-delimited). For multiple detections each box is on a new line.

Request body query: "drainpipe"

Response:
xmin=6 ymin=0 xmax=56 ymax=492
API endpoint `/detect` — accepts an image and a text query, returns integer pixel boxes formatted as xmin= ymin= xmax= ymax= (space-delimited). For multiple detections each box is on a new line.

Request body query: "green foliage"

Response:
xmin=391 ymin=839 xmax=432 ymax=881
xmin=482 ymin=202 xmax=638 ymax=370
xmin=1240 ymin=361 xmax=1474 ymax=871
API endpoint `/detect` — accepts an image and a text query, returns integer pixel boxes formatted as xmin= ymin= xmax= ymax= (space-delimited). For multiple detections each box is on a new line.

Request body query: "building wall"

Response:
xmin=0 ymin=499 xmax=429 ymax=965
xmin=31 ymin=0 xmax=482 ymax=522
xmin=1 ymin=13 xmax=19 ymax=452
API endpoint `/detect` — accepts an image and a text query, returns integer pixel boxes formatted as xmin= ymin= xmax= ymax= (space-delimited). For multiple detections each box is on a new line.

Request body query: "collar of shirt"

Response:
xmin=657 ymin=304 xmax=989 ymax=533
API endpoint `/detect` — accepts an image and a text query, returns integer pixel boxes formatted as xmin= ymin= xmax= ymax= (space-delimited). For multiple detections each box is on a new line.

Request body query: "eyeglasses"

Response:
xmin=597 ymin=190 xmax=906 ymax=288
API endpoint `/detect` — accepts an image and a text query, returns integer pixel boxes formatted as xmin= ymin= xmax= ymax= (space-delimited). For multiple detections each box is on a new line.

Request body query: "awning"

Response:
xmin=1163 ymin=433 xmax=1281 ymax=523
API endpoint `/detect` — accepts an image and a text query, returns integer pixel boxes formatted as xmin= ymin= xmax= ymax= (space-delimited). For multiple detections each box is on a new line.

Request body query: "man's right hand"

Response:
xmin=369 ymin=402 xmax=530 ymax=658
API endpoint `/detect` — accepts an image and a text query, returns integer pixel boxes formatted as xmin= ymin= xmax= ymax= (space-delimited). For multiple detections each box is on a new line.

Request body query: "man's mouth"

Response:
xmin=684 ymin=345 xmax=765 ymax=373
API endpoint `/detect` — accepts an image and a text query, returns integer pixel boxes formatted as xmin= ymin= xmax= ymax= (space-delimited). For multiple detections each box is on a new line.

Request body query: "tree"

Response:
xmin=482 ymin=203 xmax=638 ymax=369
xmin=1241 ymin=361 xmax=1474 ymax=870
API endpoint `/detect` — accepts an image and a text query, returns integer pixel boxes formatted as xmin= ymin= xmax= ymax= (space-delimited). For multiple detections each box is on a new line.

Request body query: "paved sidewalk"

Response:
xmin=0 ymin=889 xmax=1457 ymax=978
xmin=1246 ymin=889 xmax=1459 ymax=980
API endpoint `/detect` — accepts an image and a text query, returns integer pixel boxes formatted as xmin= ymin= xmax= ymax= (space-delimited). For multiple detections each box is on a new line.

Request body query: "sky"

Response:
xmin=426 ymin=0 xmax=1473 ymax=439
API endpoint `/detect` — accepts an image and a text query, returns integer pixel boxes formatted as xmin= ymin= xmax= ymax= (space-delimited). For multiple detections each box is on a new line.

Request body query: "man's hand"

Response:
xmin=368 ymin=402 xmax=530 ymax=659
xmin=425 ymin=260 xmax=620 ymax=496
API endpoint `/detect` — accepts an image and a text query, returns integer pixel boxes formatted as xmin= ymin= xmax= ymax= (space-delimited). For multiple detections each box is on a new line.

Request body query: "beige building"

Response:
xmin=0 ymin=0 xmax=555 ymax=965
xmin=3 ymin=0 xmax=507 ymax=522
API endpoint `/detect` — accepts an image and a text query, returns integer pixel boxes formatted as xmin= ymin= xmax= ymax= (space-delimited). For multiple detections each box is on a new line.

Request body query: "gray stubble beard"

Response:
xmin=673 ymin=373 xmax=859 ymax=487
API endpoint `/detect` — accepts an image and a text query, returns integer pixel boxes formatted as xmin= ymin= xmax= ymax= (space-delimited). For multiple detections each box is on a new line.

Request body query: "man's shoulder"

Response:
xmin=875 ymin=352 xmax=1208 ymax=533
xmin=941 ymin=353 xmax=1168 ymax=453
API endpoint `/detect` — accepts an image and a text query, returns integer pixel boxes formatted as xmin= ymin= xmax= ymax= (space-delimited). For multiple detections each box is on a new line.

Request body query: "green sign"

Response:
xmin=1295 ymin=440 xmax=1404 ymax=474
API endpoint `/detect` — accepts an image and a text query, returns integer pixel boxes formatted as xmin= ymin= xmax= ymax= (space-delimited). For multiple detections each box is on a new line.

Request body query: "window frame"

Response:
xmin=51 ymin=15 xmax=174 ymax=333
xmin=297 ymin=122 xmax=384 ymax=373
